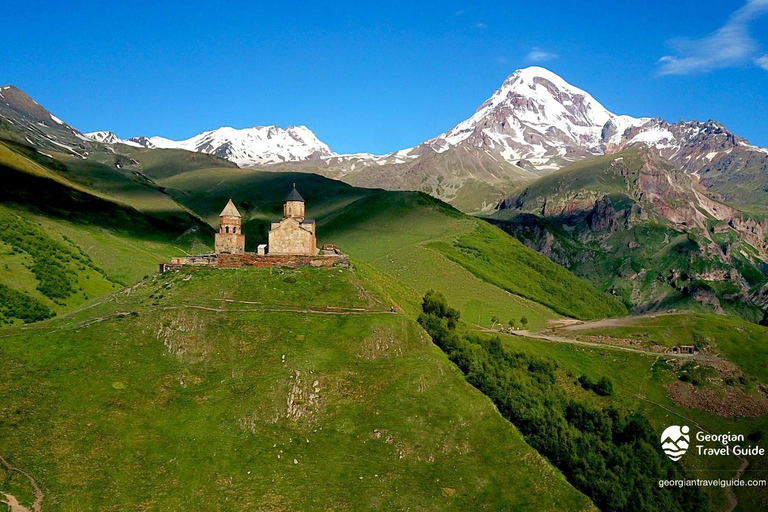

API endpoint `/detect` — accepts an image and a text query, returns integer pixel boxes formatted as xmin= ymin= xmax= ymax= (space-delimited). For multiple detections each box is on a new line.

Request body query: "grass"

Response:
xmin=0 ymin=204 xmax=118 ymax=324
xmin=431 ymin=220 xmax=628 ymax=320
xmin=0 ymin=268 xmax=594 ymax=511
xmin=160 ymin=170 xmax=625 ymax=328
xmin=321 ymin=191 xmax=578 ymax=329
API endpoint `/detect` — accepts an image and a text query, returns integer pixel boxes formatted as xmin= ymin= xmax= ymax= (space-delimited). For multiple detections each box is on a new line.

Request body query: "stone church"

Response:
xmin=214 ymin=185 xmax=317 ymax=256
xmin=268 ymin=186 xmax=317 ymax=255
xmin=162 ymin=186 xmax=346 ymax=272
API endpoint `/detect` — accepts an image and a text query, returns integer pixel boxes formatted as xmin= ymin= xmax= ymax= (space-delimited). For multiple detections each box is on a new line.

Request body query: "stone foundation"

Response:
xmin=218 ymin=252 xmax=348 ymax=269
xmin=161 ymin=251 xmax=349 ymax=272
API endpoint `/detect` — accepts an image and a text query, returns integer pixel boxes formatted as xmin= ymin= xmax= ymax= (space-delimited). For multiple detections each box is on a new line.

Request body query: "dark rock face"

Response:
xmin=587 ymin=198 xmax=622 ymax=232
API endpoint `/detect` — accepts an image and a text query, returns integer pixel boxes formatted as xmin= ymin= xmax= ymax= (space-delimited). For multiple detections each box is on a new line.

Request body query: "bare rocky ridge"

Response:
xmin=0 ymin=85 xmax=98 ymax=157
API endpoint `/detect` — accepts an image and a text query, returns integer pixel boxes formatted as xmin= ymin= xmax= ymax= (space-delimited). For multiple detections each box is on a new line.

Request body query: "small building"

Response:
xmin=214 ymin=199 xmax=245 ymax=254
xmin=672 ymin=345 xmax=697 ymax=355
xmin=268 ymin=185 xmax=317 ymax=256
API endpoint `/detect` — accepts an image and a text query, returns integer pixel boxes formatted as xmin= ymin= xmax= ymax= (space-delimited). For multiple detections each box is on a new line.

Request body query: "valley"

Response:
xmin=1 ymin=64 xmax=767 ymax=511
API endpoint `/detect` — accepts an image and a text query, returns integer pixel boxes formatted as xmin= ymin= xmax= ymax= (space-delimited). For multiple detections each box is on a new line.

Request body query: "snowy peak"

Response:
xmin=84 ymin=130 xmax=141 ymax=147
xmin=127 ymin=125 xmax=335 ymax=166
xmin=85 ymin=130 xmax=121 ymax=144
xmin=423 ymin=67 xmax=650 ymax=169
xmin=490 ymin=66 xmax=613 ymax=129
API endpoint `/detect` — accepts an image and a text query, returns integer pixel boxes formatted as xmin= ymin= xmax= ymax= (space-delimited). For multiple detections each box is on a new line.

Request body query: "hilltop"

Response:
xmin=0 ymin=267 xmax=595 ymax=511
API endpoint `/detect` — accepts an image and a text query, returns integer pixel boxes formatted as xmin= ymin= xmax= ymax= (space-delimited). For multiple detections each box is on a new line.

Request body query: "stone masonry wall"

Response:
xmin=217 ymin=253 xmax=348 ymax=269
xmin=268 ymin=219 xmax=316 ymax=256
xmin=215 ymin=232 xmax=245 ymax=254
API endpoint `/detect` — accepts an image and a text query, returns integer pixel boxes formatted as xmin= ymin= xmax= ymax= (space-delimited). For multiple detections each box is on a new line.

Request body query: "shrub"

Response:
xmin=0 ymin=284 xmax=55 ymax=323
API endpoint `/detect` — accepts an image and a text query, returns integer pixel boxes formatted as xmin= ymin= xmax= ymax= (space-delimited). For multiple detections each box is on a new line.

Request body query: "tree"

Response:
xmin=520 ymin=316 xmax=529 ymax=328
xmin=508 ymin=319 xmax=516 ymax=329
xmin=594 ymin=377 xmax=614 ymax=396
xmin=490 ymin=315 xmax=499 ymax=328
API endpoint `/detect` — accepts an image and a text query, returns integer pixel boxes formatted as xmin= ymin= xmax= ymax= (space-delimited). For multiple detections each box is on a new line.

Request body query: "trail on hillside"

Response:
xmin=162 ymin=304 xmax=397 ymax=315
xmin=0 ymin=455 xmax=43 ymax=512
xmin=479 ymin=327 xmax=695 ymax=359
xmin=558 ymin=313 xmax=678 ymax=332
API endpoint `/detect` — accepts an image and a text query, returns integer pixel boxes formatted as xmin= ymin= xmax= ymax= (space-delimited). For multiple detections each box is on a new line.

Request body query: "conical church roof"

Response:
xmin=284 ymin=185 xmax=305 ymax=203
xmin=219 ymin=198 xmax=242 ymax=218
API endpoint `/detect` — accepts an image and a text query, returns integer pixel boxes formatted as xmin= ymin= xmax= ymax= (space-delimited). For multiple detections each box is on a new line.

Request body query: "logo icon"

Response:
xmin=661 ymin=425 xmax=690 ymax=461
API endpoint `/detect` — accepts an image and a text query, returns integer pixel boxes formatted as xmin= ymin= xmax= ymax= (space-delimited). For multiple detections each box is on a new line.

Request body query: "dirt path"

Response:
xmin=0 ymin=455 xmax=43 ymax=512
xmin=558 ymin=312 xmax=678 ymax=332
xmin=726 ymin=456 xmax=749 ymax=512
xmin=479 ymin=327 xmax=695 ymax=359
xmin=162 ymin=304 xmax=397 ymax=316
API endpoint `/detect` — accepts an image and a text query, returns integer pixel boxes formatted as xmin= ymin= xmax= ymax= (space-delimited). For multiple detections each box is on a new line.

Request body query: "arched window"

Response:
xmin=226 ymin=226 xmax=230 ymax=233
xmin=233 ymin=227 xmax=237 ymax=234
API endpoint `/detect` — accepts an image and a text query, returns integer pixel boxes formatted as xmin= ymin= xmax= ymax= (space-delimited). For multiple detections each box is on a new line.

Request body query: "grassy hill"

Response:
xmin=0 ymin=267 xmax=595 ymax=511
xmin=0 ymin=144 xmax=649 ymax=511
xmin=0 ymin=139 xmax=216 ymax=324
xmin=157 ymin=168 xmax=626 ymax=327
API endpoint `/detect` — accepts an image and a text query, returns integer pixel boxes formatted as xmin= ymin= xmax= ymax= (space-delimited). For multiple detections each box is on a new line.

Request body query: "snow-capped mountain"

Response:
xmin=420 ymin=66 xmax=648 ymax=170
xmin=85 ymin=130 xmax=142 ymax=147
xmin=6 ymin=67 xmax=768 ymax=212
xmin=315 ymin=66 xmax=768 ymax=210
xmin=126 ymin=125 xmax=335 ymax=166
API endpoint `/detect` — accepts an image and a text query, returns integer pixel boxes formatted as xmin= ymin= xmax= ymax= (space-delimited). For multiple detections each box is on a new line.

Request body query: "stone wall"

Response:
xmin=268 ymin=218 xmax=316 ymax=256
xmin=217 ymin=253 xmax=348 ymax=269
xmin=215 ymin=232 xmax=245 ymax=254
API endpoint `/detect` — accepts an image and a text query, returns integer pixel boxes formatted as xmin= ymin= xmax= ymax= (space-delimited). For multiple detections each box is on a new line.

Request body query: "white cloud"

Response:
xmin=526 ymin=47 xmax=558 ymax=63
xmin=757 ymin=55 xmax=768 ymax=70
xmin=658 ymin=0 xmax=768 ymax=75
xmin=474 ymin=22 xmax=486 ymax=29
xmin=455 ymin=9 xmax=465 ymax=16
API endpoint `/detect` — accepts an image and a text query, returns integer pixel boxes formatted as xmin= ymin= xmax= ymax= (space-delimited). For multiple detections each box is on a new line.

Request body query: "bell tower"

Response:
xmin=214 ymin=199 xmax=245 ymax=254
xmin=283 ymin=184 xmax=305 ymax=220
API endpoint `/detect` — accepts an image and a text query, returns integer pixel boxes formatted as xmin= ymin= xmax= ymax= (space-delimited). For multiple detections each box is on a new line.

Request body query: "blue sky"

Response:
xmin=3 ymin=0 xmax=767 ymax=153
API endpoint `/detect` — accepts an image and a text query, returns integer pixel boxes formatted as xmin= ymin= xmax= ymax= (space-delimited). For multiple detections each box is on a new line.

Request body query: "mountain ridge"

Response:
xmin=6 ymin=68 xmax=768 ymax=212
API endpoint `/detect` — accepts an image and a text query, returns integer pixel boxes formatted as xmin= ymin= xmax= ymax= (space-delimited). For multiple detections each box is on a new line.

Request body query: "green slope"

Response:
xmin=159 ymin=168 xmax=625 ymax=326
xmin=0 ymin=268 xmax=595 ymax=511
xmin=321 ymin=191 xmax=627 ymax=322
xmin=0 ymin=140 xmax=214 ymax=323
xmin=492 ymin=312 xmax=768 ymax=510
